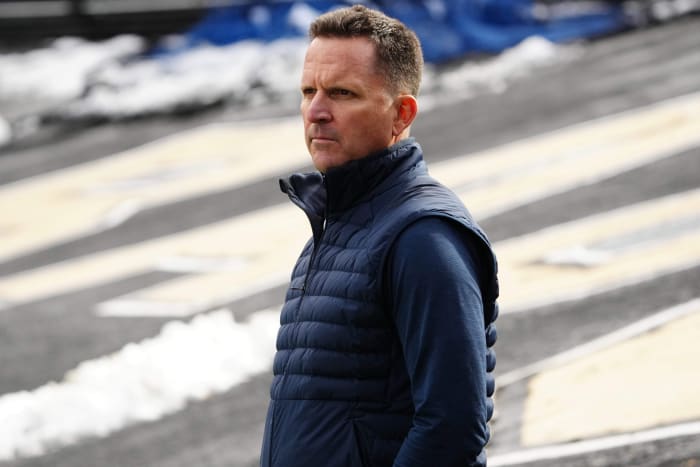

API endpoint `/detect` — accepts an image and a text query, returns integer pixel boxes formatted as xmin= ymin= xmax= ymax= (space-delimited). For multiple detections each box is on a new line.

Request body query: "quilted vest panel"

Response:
xmin=270 ymin=169 xmax=498 ymax=404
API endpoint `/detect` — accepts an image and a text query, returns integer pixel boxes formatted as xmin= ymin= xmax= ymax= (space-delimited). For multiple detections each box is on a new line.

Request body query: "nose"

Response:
xmin=306 ymin=92 xmax=332 ymax=124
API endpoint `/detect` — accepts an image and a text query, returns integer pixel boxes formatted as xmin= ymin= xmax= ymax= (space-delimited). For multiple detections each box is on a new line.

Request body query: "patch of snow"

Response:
xmin=0 ymin=27 xmax=588 ymax=126
xmin=420 ymin=36 xmax=582 ymax=111
xmin=0 ymin=35 xmax=145 ymax=102
xmin=62 ymin=38 xmax=308 ymax=119
xmin=0 ymin=308 xmax=279 ymax=461
xmin=0 ymin=28 xmax=582 ymax=123
xmin=0 ymin=115 xmax=11 ymax=147
xmin=439 ymin=36 xmax=579 ymax=93
xmin=542 ymin=245 xmax=612 ymax=267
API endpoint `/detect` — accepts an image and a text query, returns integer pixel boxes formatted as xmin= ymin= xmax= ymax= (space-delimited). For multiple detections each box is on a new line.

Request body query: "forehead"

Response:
xmin=302 ymin=36 xmax=382 ymax=83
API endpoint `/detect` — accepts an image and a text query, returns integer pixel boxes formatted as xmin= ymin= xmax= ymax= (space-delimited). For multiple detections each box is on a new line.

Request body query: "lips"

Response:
xmin=308 ymin=124 xmax=337 ymax=144
xmin=309 ymin=133 xmax=337 ymax=145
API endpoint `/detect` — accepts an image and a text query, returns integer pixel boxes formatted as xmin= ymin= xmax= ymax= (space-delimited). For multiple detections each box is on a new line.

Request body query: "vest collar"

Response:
xmin=280 ymin=138 xmax=423 ymax=221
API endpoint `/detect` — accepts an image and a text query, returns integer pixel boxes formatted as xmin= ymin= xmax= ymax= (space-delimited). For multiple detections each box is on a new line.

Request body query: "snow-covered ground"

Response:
xmin=0 ymin=308 xmax=279 ymax=461
xmin=0 ymin=0 xmax=699 ymax=148
xmin=0 ymin=33 xmax=581 ymax=148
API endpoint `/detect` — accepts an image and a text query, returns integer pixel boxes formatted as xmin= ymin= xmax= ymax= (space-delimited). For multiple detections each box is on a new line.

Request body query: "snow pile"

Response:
xmin=0 ymin=308 xmax=279 ymax=461
xmin=0 ymin=33 xmax=576 ymax=125
xmin=62 ymin=37 xmax=307 ymax=119
xmin=0 ymin=32 xmax=582 ymax=149
xmin=436 ymin=35 xmax=581 ymax=96
xmin=0 ymin=0 xmax=697 ymax=144
xmin=0 ymin=35 xmax=145 ymax=103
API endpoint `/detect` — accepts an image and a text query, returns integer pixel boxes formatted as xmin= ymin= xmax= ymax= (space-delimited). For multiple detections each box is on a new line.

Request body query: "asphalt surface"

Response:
xmin=1 ymin=15 xmax=700 ymax=467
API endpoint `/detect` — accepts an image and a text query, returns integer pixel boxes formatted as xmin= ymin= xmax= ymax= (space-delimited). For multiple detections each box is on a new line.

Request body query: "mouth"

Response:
xmin=311 ymin=133 xmax=334 ymax=140
xmin=310 ymin=136 xmax=336 ymax=145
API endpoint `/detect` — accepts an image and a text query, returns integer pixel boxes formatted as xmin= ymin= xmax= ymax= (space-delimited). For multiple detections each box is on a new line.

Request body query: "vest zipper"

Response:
xmin=302 ymin=216 xmax=326 ymax=291
xmin=282 ymin=216 xmax=326 ymax=380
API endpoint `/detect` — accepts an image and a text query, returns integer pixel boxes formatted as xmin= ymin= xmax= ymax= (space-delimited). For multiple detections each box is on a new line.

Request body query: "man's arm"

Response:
xmin=386 ymin=216 xmax=488 ymax=466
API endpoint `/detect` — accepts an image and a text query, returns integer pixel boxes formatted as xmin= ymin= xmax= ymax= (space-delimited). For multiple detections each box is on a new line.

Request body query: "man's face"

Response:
xmin=300 ymin=36 xmax=399 ymax=172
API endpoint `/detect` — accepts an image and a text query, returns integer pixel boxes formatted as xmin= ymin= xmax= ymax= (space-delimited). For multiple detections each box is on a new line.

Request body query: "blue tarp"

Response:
xmin=173 ymin=0 xmax=627 ymax=63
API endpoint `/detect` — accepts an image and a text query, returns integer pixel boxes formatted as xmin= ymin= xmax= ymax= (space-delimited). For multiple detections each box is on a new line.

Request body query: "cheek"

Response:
xmin=355 ymin=111 xmax=393 ymax=142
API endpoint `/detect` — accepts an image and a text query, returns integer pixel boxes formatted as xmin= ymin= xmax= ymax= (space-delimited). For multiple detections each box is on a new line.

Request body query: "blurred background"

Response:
xmin=1 ymin=1 xmax=699 ymax=466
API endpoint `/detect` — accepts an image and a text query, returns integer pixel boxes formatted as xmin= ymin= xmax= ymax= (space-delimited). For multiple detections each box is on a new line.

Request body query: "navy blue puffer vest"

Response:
xmin=261 ymin=139 xmax=499 ymax=467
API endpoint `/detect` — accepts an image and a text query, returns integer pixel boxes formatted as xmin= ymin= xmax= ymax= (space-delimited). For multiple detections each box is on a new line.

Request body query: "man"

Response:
xmin=261 ymin=5 xmax=499 ymax=467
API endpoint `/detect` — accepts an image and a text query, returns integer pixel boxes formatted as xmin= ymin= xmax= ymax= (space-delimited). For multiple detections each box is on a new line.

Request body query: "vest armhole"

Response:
xmin=377 ymin=214 xmax=495 ymax=318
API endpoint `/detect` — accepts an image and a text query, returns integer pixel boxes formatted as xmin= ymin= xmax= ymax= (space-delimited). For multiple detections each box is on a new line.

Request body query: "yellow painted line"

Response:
xmin=521 ymin=300 xmax=700 ymax=446
xmin=99 ymin=187 xmax=700 ymax=318
xmin=0 ymin=203 xmax=309 ymax=306
xmin=96 ymin=269 xmax=290 ymax=318
xmin=0 ymin=118 xmax=308 ymax=263
xmin=2 ymin=174 xmax=698 ymax=315
xmin=498 ymin=299 xmax=700 ymax=387
xmin=496 ymin=189 xmax=700 ymax=312
xmin=2 ymin=94 xmax=700 ymax=311
xmin=96 ymin=93 xmax=700 ymax=317
xmin=2 ymin=167 xmax=699 ymax=313
xmin=431 ymin=91 xmax=700 ymax=218
xmin=2 ymin=91 xmax=699 ymax=266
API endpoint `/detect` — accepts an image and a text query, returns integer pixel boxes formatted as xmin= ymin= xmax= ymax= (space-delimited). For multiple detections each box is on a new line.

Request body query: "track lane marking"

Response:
xmin=94 ymin=188 xmax=700 ymax=317
xmin=2 ymin=188 xmax=698 ymax=316
xmin=0 ymin=118 xmax=308 ymax=263
xmin=2 ymin=91 xmax=699 ymax=266
xmin=431 ymin=90 xmax=700 ymax=218
xmin=2 ymin=187 xmax=698 ymax=315
xmin=490 ymin=420 xmax=700 ymax=466
xmin=520 ymin=299 xmax=700 ymax=446
xmin=0 ymin=203 xmax=308 ymax=306
xmin=2 ymin=94 xmax=700 ymax=313
xmin=496 ymin=188 xmax=700 ymax=312
xmin=497 ymin=298 xmax=700 ymax=388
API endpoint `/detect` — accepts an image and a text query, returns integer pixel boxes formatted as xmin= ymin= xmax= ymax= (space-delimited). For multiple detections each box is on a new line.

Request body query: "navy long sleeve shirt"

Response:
xmin=385 ymin=216 xmax=489 ymax=466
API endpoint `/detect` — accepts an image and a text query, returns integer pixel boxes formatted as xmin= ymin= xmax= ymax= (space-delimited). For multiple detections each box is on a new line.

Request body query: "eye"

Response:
xmin=301 ymin=87 xmax=316 ymax=97
xmin=330 ymin=88 xmax=354 ymax=97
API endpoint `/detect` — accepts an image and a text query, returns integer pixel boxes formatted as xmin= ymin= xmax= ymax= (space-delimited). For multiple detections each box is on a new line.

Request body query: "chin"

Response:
xmin=312 ymin=153 xmax=339 ymax=173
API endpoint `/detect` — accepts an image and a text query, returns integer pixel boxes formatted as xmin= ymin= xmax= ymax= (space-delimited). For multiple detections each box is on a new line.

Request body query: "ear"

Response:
xmin=392 ymin=95 xmax=418 ymax=137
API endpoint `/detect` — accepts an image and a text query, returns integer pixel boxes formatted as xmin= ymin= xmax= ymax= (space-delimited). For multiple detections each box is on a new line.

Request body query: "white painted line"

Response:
xmin=94 ymin=299 xmax=206 ymax=318
xmin=495 ymin=188 xmax=700 ymax=313
xmin=540 ymin=245 xmax=612 ymax=267
xmin=431 ymin=90 xmax=700 ymax=219
xmin=4 ymin=90 xmax=700 ymax=267
xmin=542 ymin=215 xmax=700 ymax=267
xmin=155 ymin=255 xmax=248 ymax=274
xmin=489 ymin=420 xmax=700 ymax=466
xmin=94 ymin=198 xmax=144 ymax=231
xmin=3 ymin=95 xmax=700 ymax=313
xmin=0 ymin=307 xmax=280 ymax=461
xmin=520 ymin=303 xmax=700 ymax=445
xmin=0 ymin=203 xmax=306 ymax=308
xmin=96 ymin=272 xmax=290 ymax=318
xmin=506 ymin=260 xmax=700 ymax=315
xmin=0 ymin=118 xmax=308 ymax=264
xmin=497 ymin=298 xmax=700 ymax=388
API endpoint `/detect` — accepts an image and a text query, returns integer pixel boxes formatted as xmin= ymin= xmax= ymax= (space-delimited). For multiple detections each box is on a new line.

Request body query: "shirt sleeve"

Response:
xmin=385 ymin=216 xmax=488 ymax=467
